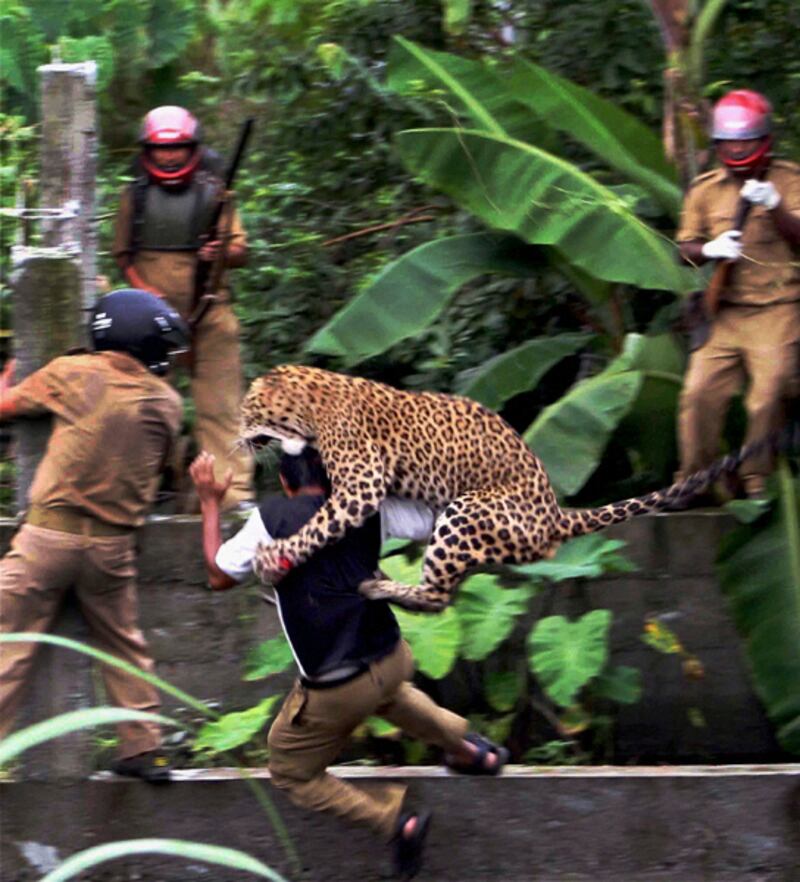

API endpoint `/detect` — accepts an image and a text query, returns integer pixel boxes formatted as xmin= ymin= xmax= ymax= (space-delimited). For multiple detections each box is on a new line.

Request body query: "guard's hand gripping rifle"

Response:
xmin=188 ymin=118 xmax=254 ymax=331
xmin=703 ymin=168 xmax=765 ymax=318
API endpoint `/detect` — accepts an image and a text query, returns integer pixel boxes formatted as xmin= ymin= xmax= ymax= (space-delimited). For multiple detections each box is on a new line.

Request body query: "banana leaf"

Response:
xmin=503 ymin=58 xmax=681 ymax=216
xmin=609 ymin=333 xmax=686 ymax=480
xmin=306 ymin=232 xmax=540 ymax=364
xmin=387 ymin=36 xmax=554 ymax=145
xmin=396 ymin=128 xmax=698 ymax=293
xmin=523 ymin=369 xmax=644 ymax=496
xmin=388 ymin=38 xmax=679 ymax=215
xmin=716 ymin=461 xmax=800 ymax=754
xmin=547 ymin=248 xmax=613 ymax=306
xmin=454 ymin=332 xmax=591 ymax=411
xmin=39 ymin=840 xmax=287 ymax=882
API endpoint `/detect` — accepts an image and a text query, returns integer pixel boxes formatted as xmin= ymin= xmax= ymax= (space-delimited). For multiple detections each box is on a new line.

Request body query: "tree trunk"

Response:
xmin=648 ymin=0 xmax=711 ymax=188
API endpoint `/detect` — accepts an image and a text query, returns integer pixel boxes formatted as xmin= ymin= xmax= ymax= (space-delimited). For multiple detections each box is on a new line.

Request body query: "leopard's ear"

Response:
xmin=281 ymin=438 xmax=307 ymax=456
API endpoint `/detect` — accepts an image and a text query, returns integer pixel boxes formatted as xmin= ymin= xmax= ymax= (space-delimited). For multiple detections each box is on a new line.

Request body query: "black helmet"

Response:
xmin=90 ymin=289 xmax=189 ymax=376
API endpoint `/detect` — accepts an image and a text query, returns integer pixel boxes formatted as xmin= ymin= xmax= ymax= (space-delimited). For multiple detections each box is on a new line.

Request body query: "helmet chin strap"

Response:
xmin=140 ymin=147 xmax=201 ymax=187
xmin=719 ymin=136 xmax=772 ymax=175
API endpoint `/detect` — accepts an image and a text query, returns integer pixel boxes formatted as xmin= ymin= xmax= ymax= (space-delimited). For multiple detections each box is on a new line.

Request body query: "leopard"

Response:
xmin=240 ymin=364 xmax=752 ymax=613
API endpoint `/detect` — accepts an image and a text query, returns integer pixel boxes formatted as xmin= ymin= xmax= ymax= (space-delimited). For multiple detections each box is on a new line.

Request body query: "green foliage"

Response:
xmin=523 ymin=368 xmax=643 ymax=496
xmin=455 ymin=575 xmax=535 ymax=661
xmin=716 ymin=461 xmax=800 ymax=754
xmin=592 ymin=665 xmax=642 ymax=705
xmin=528 ymin=609 xmax=612 ymax=707
xmin=193 ymin=696 xmax=281 ymax=754
xmin=243 ymin=635 xmax=294 ymax=681
xmin=514 ymin=534 xmax=638 ymax=582
xmin=389 ymin=37 xmax=679 ymax=213
xmin=0 ymin=633 xmax=300 ymax=871
xmin=379 ymin=534 xmax=639 ymax=761
xmin=3 ymin=0 xmax=203 ymax=127
xmin=0 ymin=707 xmax=177 ymax=765
xmin=38 ymin=839 xmax=287 ymax=882
xmin=395 ymin=126 xmax=694 ymax=292
xmin=455 ymin=331 xmax=591 ymax=411
xmin=484 ymin=670 xmax=525 ymax=713
xmin=393 ymin=606 xmax=462 ymax=680
xmin=306 ymin=233 xmax=541 ymax=366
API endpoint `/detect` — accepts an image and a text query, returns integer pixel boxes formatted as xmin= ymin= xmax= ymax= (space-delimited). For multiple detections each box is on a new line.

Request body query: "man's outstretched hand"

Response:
xmin=189 ymin=451 xmax=233 ymax=507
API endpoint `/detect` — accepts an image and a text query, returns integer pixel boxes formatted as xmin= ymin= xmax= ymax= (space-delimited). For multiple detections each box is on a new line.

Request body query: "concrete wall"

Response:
xmin=3 ymin=766 xmax=800 ymax=881
xmin=2 ymin=512 xmax=798 ymax=882
xmin=0 ymin=511 xmax=786 ymax=778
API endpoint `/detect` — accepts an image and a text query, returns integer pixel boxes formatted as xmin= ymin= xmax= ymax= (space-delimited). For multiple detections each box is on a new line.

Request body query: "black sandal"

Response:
xmin=445 ymin=732 xmax=509 ymax=776
xmin=392 ymin=810 xmax=432 ymax=881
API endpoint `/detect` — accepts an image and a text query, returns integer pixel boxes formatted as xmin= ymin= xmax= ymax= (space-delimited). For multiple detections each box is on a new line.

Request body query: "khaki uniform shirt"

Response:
xmin=112 ymin=186 xmax=246 ymax=317
xmin=677 ymin=159 xmax=800 ymax=305
xmin=13 ymin=351 xmax=182 ymax=528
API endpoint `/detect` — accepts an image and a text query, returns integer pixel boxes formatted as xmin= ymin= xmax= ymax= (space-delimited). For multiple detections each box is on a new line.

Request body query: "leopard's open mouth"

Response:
xmin=243 ymin=433 xmax=274 ymax=452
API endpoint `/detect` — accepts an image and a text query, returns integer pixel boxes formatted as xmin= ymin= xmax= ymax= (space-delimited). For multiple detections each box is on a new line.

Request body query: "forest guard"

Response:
xmin=676 ymin=89 xmax=800 ymax=500
xmin=0 ymin=290 xmax=187 ymax=782
xmin=112 ymin=106 xmax=254 ymax=511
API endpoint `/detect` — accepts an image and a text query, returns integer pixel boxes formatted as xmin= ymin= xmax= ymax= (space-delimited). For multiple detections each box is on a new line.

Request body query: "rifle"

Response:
xmin=188 ymin=118 xmax=254 ymax=331
xmin=703 ymin=167 xmax=766 ymax=318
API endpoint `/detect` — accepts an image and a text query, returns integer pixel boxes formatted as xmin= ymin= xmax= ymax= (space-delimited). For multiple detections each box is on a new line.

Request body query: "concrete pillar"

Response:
xmin=39 ymin=61 xmax=98 ymax=310
xmin=5 ymin=63 xmax=99 ymax=779
xmin=10 ymin=60 xmax=98 ymax=510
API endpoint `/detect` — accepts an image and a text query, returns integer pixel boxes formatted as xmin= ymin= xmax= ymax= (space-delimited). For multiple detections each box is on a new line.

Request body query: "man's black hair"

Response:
xmin=279 ymin=447 xmax=331 ymax=495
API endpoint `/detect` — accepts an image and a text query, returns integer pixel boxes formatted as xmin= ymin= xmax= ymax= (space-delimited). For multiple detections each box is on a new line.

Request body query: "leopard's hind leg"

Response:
xmin=360 ymin=486 xmax=553 ymax=612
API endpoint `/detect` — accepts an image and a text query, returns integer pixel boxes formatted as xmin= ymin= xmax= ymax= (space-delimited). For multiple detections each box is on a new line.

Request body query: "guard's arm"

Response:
xmin=0 ymin=359 xmax=21 ymax=422
xmin=769 ymin=201 xmax=800 ymax=245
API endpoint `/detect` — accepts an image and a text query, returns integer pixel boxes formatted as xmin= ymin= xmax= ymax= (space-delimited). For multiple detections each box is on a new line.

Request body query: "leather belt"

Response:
xmin=27 ymin=506 xmax=133 ymax=537
xmin=300 ymin=663 xmax=368 ymax=690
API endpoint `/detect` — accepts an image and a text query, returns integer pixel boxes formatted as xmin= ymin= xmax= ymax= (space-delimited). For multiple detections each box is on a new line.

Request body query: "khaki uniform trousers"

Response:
xmin=677 ymin=301 xmax=800 ymax=493
xmin=187 ymin=300 xmax=253 ymax=507
xmin=0 ymin=524 xmax=161 ymax=759
xmin=267 ymin=640 xmax=468 ymax=839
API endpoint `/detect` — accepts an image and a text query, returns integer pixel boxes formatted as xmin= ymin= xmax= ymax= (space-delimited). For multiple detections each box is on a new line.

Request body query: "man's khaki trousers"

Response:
xmin=677 ymin=301 xmax=800 ymax=493
xmin=268 ymin=640 xmax=468 ymax=839
xmin=0 ymin=524 xmax=162 ymax=758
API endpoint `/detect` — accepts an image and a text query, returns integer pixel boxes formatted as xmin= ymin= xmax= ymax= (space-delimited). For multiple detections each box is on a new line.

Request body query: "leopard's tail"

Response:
xmin=553 ymin=429 xmax=787 ymax=541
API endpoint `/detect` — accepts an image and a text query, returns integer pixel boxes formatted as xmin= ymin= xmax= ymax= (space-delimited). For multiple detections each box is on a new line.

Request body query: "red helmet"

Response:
xmin=711 ymin=90 xmax=773 ymax=172
xmin=138 ymin=106 xmax=202 ymax=186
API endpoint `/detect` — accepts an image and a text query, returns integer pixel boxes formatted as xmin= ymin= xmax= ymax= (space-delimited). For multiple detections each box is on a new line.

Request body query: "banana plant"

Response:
xmin=307 ymin=37 xmax=698 ymax=367
xmin=716 ymin=461 xmax=800 ymax=754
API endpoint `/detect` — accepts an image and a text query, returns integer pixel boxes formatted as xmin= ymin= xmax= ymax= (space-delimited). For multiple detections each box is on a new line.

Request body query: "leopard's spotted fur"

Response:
xmin=241 ymin=365 xmax=743 ymax=612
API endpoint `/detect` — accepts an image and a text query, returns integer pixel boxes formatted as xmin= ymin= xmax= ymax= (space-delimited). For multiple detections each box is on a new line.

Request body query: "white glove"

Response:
xmin=740 ymin=178 xmax=781 ymax=210
xmin=701 ymin=230 xmax=743 ymax=261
